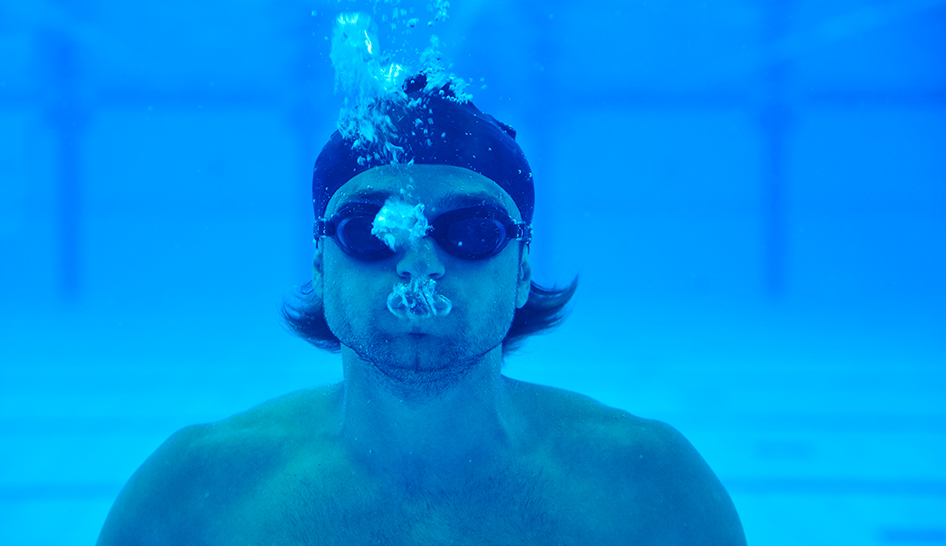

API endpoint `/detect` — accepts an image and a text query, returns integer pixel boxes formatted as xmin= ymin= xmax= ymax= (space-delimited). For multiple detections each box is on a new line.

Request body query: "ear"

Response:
xmin=515 ymin=245 xmax=532 ymax=309
xmin=311 ymin=243 xmax=324 ymax=299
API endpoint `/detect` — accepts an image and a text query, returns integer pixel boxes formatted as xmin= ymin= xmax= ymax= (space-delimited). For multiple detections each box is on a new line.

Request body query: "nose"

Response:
xmin=395 ymin=237 xmax=445 ymax=280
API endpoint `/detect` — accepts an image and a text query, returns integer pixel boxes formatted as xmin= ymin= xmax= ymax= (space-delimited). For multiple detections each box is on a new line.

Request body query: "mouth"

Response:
xmin=386 ymin=278 xmax=453 ymax=320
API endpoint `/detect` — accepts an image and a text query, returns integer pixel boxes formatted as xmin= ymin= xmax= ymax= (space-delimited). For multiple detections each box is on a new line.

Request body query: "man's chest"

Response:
xmin=217 ymin=459 xmax=629 ymax=545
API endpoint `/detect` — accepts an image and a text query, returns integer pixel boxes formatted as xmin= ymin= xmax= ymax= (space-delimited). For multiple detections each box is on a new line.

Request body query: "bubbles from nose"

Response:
xmin=395 ymin=237 xmax=445 ymax=280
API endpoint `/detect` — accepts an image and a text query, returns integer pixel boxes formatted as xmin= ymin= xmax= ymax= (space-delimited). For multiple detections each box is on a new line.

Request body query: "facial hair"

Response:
xmin=341 ymin=313 xmax=509 ymax=399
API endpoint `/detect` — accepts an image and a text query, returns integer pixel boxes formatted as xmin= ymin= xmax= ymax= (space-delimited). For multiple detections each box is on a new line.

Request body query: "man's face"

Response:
xmin=315 ymin=164 xmax=531 ymax=386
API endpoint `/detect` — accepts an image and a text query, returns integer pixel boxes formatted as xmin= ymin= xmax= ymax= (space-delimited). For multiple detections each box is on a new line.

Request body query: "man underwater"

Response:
xmin=97 ymin=74 xmax=746 ymax=545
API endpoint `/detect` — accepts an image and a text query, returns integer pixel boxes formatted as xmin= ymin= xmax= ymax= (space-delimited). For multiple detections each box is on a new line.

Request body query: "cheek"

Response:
xmin=321 ymin=253 xmax=376 ymax=312
xmin=451 ymin=257 xmax=520 ymax=310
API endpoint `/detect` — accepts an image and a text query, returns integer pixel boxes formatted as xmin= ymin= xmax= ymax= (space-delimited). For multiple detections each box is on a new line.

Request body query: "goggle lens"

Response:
xmin=335 ymin=214 xmax=392 ymax=261
xmin=436 ymin=214 xmax=507 ymax=259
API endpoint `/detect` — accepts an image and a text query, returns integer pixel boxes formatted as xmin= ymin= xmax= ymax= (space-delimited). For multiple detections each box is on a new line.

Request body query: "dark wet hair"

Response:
xmin=281 ymin=275 xmax=578 ymax=356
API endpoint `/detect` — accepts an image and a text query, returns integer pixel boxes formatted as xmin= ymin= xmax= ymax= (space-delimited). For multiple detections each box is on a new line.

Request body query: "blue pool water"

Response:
xmin=1 ymin=0 xmax=944 ymax=544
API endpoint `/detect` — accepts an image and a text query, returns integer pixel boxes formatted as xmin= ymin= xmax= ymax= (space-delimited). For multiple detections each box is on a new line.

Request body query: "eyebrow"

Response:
xmin=340 ymin=189 xmax=391 ymax=204
xmin=436 ymin=191 xmax=505 ymax=211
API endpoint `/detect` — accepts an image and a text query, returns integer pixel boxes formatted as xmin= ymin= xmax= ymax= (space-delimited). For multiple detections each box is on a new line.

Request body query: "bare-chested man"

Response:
xmin=97 ymin=74 xmax=746 ymax=545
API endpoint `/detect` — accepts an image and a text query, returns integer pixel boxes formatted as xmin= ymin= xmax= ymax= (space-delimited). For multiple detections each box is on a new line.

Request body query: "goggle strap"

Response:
xmin=315 ymin=218 xmax=336 ymax=238
xmin=515 ymin=223 xmax=533 ymax=243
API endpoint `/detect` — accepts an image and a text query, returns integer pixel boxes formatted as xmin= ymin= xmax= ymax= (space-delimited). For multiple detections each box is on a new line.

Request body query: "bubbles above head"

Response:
xmin=427 ymin=0 xmax=450 ymax=26
xmin=328 ymin=1 xmax=470 ymax=169
xmin=330 ymin=12 xmax=409 ymax=164
xmin=330 ymin=13 xmax=406 ymax=99
xmin=312 ymin=2 xmax=535 ymax=229
xmin=416 ymin=35 xmax=469 ymax=101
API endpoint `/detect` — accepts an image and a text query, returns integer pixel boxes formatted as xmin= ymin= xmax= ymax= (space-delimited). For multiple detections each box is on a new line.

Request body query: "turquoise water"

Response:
xmin=1 ymin=0 xmax=945 ymax=544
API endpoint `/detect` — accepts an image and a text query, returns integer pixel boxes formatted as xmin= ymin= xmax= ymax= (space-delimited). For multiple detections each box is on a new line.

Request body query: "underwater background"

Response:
xmin=1 ymin=0 xmax=944 ymax=544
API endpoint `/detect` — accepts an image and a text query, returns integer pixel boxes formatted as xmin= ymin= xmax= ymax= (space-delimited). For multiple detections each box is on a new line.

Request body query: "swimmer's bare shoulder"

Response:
xmin=508 ymin=378 xmax=747 ymax=545
xmin=98 ymin=381 xmax=745 ymax=545
xmin=96 ymin=385 xmax=342 ymax=546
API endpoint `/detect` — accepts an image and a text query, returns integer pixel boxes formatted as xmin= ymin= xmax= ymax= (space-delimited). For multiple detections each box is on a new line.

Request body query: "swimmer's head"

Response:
xmin=312 ymin=73 xmax=535 ymax=226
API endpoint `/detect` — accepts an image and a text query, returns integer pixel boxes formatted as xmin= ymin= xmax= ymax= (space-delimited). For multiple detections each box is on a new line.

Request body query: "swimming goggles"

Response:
xmin=316 ymin=202 xmax=532 ymax=261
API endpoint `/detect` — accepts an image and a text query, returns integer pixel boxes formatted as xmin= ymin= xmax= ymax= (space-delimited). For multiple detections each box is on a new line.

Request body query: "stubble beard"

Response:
xmin=345 ymin=321 xmax=504 ymax=399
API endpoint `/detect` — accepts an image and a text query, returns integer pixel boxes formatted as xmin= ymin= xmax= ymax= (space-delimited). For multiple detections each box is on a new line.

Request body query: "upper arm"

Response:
xmin=640 ymin=421 xmax=746 ymax=546
xmin=96 ymin=424 xmax=213 ymax=546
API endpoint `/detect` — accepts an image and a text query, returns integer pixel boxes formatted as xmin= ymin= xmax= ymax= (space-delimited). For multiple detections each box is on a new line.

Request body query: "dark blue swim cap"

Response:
xmin=312 ymin=74 xmax=535 ymax=223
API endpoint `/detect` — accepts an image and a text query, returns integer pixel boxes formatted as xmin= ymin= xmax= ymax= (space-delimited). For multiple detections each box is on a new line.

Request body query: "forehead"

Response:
xmin=325 ymin=164 xmax=521 ymax=219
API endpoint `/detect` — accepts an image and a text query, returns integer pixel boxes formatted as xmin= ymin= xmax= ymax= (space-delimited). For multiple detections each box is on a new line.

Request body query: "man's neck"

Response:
xmin=336 ymin=344 xmax=523 ymax=488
